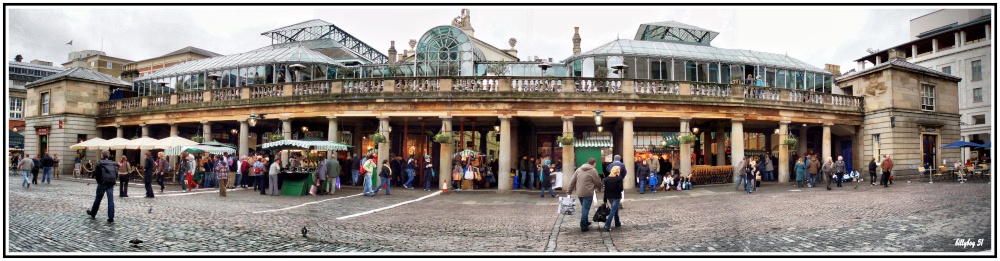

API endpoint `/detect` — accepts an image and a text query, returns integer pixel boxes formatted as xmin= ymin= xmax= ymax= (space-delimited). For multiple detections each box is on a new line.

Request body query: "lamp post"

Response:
xmin=592 ymin=108 xmax=603 ymax=126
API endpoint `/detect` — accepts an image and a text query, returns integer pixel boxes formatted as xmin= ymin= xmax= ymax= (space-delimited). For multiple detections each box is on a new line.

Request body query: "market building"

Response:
xmin=9 ymin=54 xmax=66 ymax=153
xmin=23 ymin=9 xmax=964 ymax=191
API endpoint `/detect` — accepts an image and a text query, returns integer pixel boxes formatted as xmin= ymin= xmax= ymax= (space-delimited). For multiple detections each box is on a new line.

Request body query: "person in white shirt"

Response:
xmin=268 ymin=158 xmax=282 ymax=196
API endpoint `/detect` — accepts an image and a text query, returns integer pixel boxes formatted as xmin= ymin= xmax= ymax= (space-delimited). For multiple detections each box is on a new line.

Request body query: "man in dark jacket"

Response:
xmin=636 ymin=160 xmax=651 ymax=194
xmin=422 ymin=155 xmax=434 ymax=191
xmin=351 ymin=154 xmax=361 ymax=186
xmin=390 ymin=155 xmax=402 ymax=187
xmin=87 ymin=151 xmax=117 ymax=223
xmin=143 ymin=151 xmax=156 ymax=198
xmin=868 ymin=156 xmax=878 ymax=186
xmin=566 ymin=158 xmax=603 ymax=232
xmin=41 ymin=153 xmax=55 ymax=184
xmin=373 ymin=159 xmax=392 ymax=196
xmin=517 ymin=156 xmax=529 ymax=189
xmin=527 ymin=157 xmax=538 ymax=190
xmin=32 ymin=155 xmax=42 ymax=185
xmin=539 ymin=159 xmax=556 ymax=198
xmin=834 ymin=156 xmax=847 ymax=188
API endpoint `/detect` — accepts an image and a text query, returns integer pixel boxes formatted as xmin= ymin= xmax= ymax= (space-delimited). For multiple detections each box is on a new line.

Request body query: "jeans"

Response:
xmin=234 ymin=172 xmax=242 ymax=187
xmin=374 ymin=177 xmax=391 ymax=195
xmin=352 ymin=170 xmax=360 ymax=185
xmin=604 ymin=198 xmax=621 ymax=229
xmin=735 ymin=175 xmax=745 ymax=190
xmin=144 ymin=172 xmax=154 ymax=197
xmin=22 ymin=170 xmax=30 ymax=187
xmin=539 ymin=185 xmax=556 ymax=197
xmin=578 ymin=196 xmax=593 ymax=228
xmin=638 ymin=179 xmax=648 ymax=193
xmin=745 ymin=177 xmax=755 ymax=193
xmin=179 ymin=173 xmax=188 ymax=191
xmin=363 ymin=175 xmax=374 ymax=195
xmin=424 ymin=173 xmax=433 ymax=190
xmin=518 ymin=170 xmax=526 ymax=189
xmin=203 ymin=171 xmax=213 ymax=188
xmin=268 ymin=175 xmax=279 ymax=195
xmin=42 ymin=167 xmax=52 ymax=184
xmin=404 ymin=169 xmax=415 ymax=188
xmin=527 ymin=172 xmax=536 ymax=189
xmin=765 ymin=170 xmax=774 ymax=181
xmin=808 ymin=174 xmax=817 ymax=187
xmin=89 ymin=183 xmax=115 ymax=220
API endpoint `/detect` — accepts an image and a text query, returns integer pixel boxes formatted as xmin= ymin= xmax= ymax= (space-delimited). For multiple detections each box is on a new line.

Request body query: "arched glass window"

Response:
xmin=228 ymin=69 xmax=238 ymax=87
xmin=416 ymin=26 xmax=484 ymax=77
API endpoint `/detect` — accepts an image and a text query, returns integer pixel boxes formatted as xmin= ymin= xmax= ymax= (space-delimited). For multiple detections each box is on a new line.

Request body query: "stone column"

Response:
xmin=731 ymin=118 xmax=745 ymax=182
xmin=377 ymin=116 xmax=390 ymax=188
xmin=238 ymin=120 xmax=249 ymax=157
xmin=561 ymin=116 xmax=575 ymax=189
xmin=201 ymin=121 xmax=212 ymax=142
xmin=281 ymin=118 xmax=291 ymax=167
xmin=716 ymin=125 xmax=725 ymax=166
xmin=931 ymin=39 xmax=938 ymax=53
xmin=822 ymin=123 xmax=832 ymax=163
xmin=140 ymin=124 xmax=149 ymax=164
xmin=679 ymin=117 xmax=692 ymax=178
xmin=439 ymin=116 xmax=453 ymax=189
xmin=169 ymin=123 xmax=179 ymax=182
xmin=622 ymin=116 xmax=635 ymax=189
xmin=954 ymin=32 xmax=961 ymax=48
xmin=328 ymin=116 xmax=339 ymax=142
xmin=498 ymin=116 xmax=512 ymax=192
xmin=912 ymin=45 xmax=918 ymax=58
xmin=115 ymin=125 xmax=123 ymax=160
xmin=778 ymin=121 xmax=790 ymax=183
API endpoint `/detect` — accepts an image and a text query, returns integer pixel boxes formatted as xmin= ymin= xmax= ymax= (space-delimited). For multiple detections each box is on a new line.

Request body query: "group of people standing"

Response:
xmin=15 ymin=153 xmax=58 ymax=188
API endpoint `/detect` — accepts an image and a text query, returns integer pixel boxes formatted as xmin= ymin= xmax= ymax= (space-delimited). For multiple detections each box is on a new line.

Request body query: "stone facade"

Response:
xmin=24 ymin=77 xmax=116 ymax=174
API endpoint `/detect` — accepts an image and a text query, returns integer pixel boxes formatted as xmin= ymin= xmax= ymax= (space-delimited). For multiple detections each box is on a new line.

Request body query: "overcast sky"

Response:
xmin=5 ymin=6 xmax=969 ymax=73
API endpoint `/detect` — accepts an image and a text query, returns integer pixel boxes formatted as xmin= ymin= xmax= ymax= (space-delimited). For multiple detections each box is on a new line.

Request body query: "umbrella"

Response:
xmin=979 ymin=142 xmax=991 ymax=148
xmin=70 ymin=138 xmax=107 ymax=150
xmin=364 ymin=148 xmax=377 ymax=156
xmin=123 ymin=137 xmax=160 ymax=150
xmin=200 ymin=140 xmax=236 ymax=149
xmin=100 ymin=137 xmax=132 ymax=150
xmin=164 ymin=145 xmax=236 ymax=156
xmin=941 ymin=140 xmax=982 ymax=149
xmin=152 ymin=136 xmax=199 ymax=150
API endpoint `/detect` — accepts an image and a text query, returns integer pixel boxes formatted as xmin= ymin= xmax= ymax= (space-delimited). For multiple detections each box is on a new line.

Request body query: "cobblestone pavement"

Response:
xmin=6 ymin=176 xmax=993 ymax=253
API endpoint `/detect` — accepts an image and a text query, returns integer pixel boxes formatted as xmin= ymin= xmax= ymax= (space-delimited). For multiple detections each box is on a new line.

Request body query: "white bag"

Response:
xmin=464 ymin=169 xmax=475 ymax=180
xmin=558 ymin=196 xmax=576 ymax=215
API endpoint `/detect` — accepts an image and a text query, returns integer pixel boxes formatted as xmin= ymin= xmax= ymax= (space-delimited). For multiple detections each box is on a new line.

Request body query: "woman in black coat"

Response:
xmin=868 ymin=157 xmax=878 ymax=186
xmin=602 ymin=166 xmax=626 ymax=230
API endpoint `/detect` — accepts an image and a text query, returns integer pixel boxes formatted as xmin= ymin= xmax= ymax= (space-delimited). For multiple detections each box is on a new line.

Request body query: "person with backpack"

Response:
xmin=87 ymin=151 xmax=118 ymax=223
xmin=18 ymin=153 xmax=34 ymax=188
xmin=117 ymin=156 xmax=131 ymax=197
xmin=422 ymin=155 xmax=434 ymax=191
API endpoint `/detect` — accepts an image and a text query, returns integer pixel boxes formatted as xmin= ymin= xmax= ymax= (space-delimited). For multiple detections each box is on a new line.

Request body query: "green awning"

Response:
xmin=9 ymin=131 xmax=24 ymax=149
xmin=261 ymin=139 xmax=351 ymax=151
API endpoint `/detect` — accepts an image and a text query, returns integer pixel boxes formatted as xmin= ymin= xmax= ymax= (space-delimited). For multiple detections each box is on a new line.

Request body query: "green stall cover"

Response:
xmin=574 ymin=147 xmax=604 ymax=176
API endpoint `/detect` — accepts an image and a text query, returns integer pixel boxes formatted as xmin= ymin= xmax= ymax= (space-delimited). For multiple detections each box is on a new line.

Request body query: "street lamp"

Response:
xmin=207 ymin=73 xmax=221 ymax=89
xmin=231 ymin=129 xmax=238 ymax=135
xmin=538 ymin=63 xmax=551 ymax=77
xmin=302 ymin=126 xmax=309 ymax=133
xmin=692 ymin=127 xmax=700 ymax=135
xmin=774 ymin=128 xmax=780 ymax=134
xmin=592 ymin=108 xmax=603 ymax=126
xmin=597 ymin=126 xmax=604 ymax=133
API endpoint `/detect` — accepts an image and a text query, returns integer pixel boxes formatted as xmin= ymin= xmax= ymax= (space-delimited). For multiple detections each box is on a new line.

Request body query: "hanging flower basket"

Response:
xmin=191 ymin=135 xmax=204 ymax=143
xmin=433 ymin=133 xmax=451 ymax=143
xmin=782 ymin=137 xmax=797 ymax=147
xmin=269 ymin=133 xmax=284 ymax=142
xmin=556 ymin=136 xmax=575 ymax=145
xmin=370 ymin=133 xmax=387 ymax=144
xmin=677 ymin=134 xmax=697 ymax=145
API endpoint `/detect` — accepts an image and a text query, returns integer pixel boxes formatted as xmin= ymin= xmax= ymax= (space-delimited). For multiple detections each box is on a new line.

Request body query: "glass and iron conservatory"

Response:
xmin=562 ymin=21 xmax=834 ymax=93
xmin=131 ymin=46 xmax=347 ymax=96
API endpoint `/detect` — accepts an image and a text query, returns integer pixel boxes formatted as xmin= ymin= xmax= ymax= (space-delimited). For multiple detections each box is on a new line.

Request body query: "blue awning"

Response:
xmin=8 ymin=131 xmax=24 ymax=149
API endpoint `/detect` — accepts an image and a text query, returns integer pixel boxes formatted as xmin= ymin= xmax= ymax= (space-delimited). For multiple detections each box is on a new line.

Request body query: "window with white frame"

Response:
xmin=9 ymin=97 xmax=24 ymax=120
xmin=41 ymin=92 xmax=50 ymax=115
xmin=921 ymin=84 xmax=935 ymax=111
xmin=107 ymin=61 xmax=113 ymax=69
xmin=973 ymin=88 xmax=983 ymax=102
xmin=941 ymin=66 xmax=951 ymax=75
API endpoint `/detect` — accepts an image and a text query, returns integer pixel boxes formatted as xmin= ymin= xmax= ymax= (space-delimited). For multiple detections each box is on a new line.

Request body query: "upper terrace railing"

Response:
xmin=98 ymin=77 xmax=864 ymax=116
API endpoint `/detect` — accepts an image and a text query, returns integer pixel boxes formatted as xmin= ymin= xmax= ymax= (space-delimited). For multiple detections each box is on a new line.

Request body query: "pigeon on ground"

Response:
xmin=302 ymin=226 xmax=308 ymax=238
xmin=129 ymin=239 xmax=143 ymax=245
xmin=148 ymin=207 xmax=153 ymax=213
xmin=87 ymin=183 xmax=90 ymax=186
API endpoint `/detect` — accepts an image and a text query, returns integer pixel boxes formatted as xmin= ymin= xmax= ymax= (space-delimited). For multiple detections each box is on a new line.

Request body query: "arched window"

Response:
xmin=416 ymin=26 xmax=484 ymax=77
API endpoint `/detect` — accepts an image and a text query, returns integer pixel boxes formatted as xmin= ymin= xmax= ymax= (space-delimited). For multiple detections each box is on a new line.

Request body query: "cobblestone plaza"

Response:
xmin=6 ymin=176 xmax=992 ymax=254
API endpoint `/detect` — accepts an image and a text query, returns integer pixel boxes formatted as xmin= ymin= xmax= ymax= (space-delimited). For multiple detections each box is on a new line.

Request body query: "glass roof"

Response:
xmin=635 ymin=21 xmax=720 ymax=45
xmin=136 ymin=46 xmax=345 ymax=81
xmin=567 ymin=39 xmax=829 ymax=74
xmin=260 ymin=19 xmax=333 ymax=36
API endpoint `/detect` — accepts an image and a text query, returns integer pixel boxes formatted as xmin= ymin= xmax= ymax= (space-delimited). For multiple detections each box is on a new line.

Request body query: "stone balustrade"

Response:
xmin=97 ymin=77 xmax=866 ymax=116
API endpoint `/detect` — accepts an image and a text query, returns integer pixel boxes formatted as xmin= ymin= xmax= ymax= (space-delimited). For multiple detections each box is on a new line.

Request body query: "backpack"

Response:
xmin=360 ymin=160 xmax=368 ymax=175
xmin=98 ymin=161 xmax=118 ymax=186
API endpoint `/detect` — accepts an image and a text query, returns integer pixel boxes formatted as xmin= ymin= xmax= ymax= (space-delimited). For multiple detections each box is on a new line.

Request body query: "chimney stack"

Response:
xmin=387 ymin=41 xmax=398 ymax=64
xmin=887 ymin=48 xmax=906 ymax=61
xmin=824 ymin=64 xmax=842 ymax=78
xmin=572 ymin=27 xmax=582 ymax=55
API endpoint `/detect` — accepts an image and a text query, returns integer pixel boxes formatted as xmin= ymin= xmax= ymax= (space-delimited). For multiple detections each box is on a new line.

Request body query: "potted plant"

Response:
xmin=556 ymin=135 xmax=575 ymax=145
xmin=369 ymin=133 xmax=387 ymax=144
xmin=270 ymin=133 xmax=284 ymax=142
xmin=595 ymin=67 xmax=610 ymax=78
xmin=782 ymin=137 xmax=797 ymax=148
xmin=433 ymin=133 xmax=451 ymax=143
xmin=677 ymin=134 xmax=697 ymax=144
xmin=191 ymin=135 xmax=204 ymax=143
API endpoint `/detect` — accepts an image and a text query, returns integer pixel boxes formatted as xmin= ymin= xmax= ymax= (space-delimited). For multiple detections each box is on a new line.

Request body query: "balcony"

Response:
xmin=98 ymin=77 xmax=864 ymax=116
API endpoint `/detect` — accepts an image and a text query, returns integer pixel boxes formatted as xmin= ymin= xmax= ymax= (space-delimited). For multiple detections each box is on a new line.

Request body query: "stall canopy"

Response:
xmin=941 ymin=140 xmax=982 ymax=149
xmin=261 ymin=139 xmax=351 ymax=151
xmin=123 ymin=137 xmax=160 ymax=150
xmin=9 ymin=131 xmax=25 ymax=150
xmin=164 ymin=144 xmax=236 ymax=156
xmin=200 ymin=140 xmax=236 ymax=149
xmin=979 ymin=142 xmax=992 ymax=148
xmin=152 ymin=136 xmax=199 ymax=150
xmin=69 ymin=137 xmax=107 ymax=150
xmin=453 ymin=149 xmax=483 ymax=158
xmin=99 ymin=137 xmax=132 ymax=150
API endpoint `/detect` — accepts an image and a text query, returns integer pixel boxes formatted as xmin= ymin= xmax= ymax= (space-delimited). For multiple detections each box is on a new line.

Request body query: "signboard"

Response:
xmin=8 ymin=131 xmax=24 ymax=149
xmin=35 ymin=128 xmax=49 ymax=136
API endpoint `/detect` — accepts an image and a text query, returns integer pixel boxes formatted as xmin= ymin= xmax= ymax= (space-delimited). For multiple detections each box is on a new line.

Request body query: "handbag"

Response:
xmin=335 ymin=177 xmax=341 ymax=189
xmin=474 ymin=171 xmax=482 ymax=181
xmin=593 ymin=202 xmax=610 ymax=222
xmin=309 ymin=185 xmax=317 ymax=195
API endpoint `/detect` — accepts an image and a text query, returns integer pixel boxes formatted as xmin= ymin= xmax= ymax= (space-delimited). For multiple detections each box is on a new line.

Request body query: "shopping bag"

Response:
xmin=335 ymin=177 xmax=341 ymax=189
xmin=593 ymin=202 xmax=610 ymax=222
xmin=558 ymin=196 xmax=576 ymax=215
xmin=309 ymin=185 xmax=317 ymax=195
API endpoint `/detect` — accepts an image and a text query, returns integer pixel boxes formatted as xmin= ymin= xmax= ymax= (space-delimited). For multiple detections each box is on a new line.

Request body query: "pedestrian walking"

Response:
xmin=116 ymin=156 xmax=131 ymax=197
xmin=215 ymin=155 xmax=229 ymax=197
xmin=807 ymin=155 xmax=820 ymax=188
xmin=823 ymin=157 xmax=835 ymax=190
xmin=868 ymin=156 xmax=878 ymax=186
xmin=325 ymin=153 xmax=340 ymax=195
xmin=734 ymin=156 xmax=747 ymax=190
xmin=764 ymin=152 xmax=775 ymax=181
xmin=52 ymin=154 xmax=61 ymax=179
xmin=566 ymin=158 xmax=603 ymax=232
xmin=423 ymin=155 xmax=434 ymax=191
xmin=602 ymin=165 xmax=625 ymax=231
xmin=373 ymin=159 xmax=391 ymax=196
xmin=539 ymin=159 xmax=557 ymax=198
xmin=834 ymin=156 xmax=846 ymax=188
xmin=41 ymin=153 xmax=54 ymax=184
xmin=18 ymin=154 xmax=34 ymax=188
xmin=403 ymin=157 xmax=416 ymax=189
xmin=795 ymin=157 xmax=807 ymax=187
xmin=746 ymin=161 xmax=759 ymax=194
xmin=362 ymin=155 xmax=376 ymax=196
xmin=186 ymin=153 xmax=199 ymax=190
xmin=637 ymin=160 xmax=650 ymax=194
xmin=143 ymin=151 xmax=156 ymax=198
xmin=880 ymin=155 xmax=893 ymax=187
xmin=268 ymin=158 xmax=281 ymax=196
xmin=31 ymin=155 xmax=41 ymax=185
xmin=351 ymin=154 xmax=361 ymax=186
xmin=202 ymin=155 xmax=215 ymax=188
xmin=390 ymin=155 xmax=402 ymax=187
xmin=156 ymin=152 xmax=168 ymax=193
xmin=86 ymin=151 xmax=117 ymax=223
xmin=257 ymin=157 xmax=268 ymax=195
xmin=177 ymin=152 xmax=190 ymax=192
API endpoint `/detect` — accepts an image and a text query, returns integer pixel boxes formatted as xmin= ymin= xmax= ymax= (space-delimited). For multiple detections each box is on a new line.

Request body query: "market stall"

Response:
xmin=261 ymin=139 xmax=351 ymax=196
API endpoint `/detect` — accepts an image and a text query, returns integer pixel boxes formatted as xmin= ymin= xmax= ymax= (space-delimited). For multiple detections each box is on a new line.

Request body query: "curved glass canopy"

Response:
xmin=566 ymin=39 xmax=828 ymax=74
xmin=414 ymin=25 xmax=485 ymax=76
xmin=136 ymin=46 xmax=345 ymax=81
